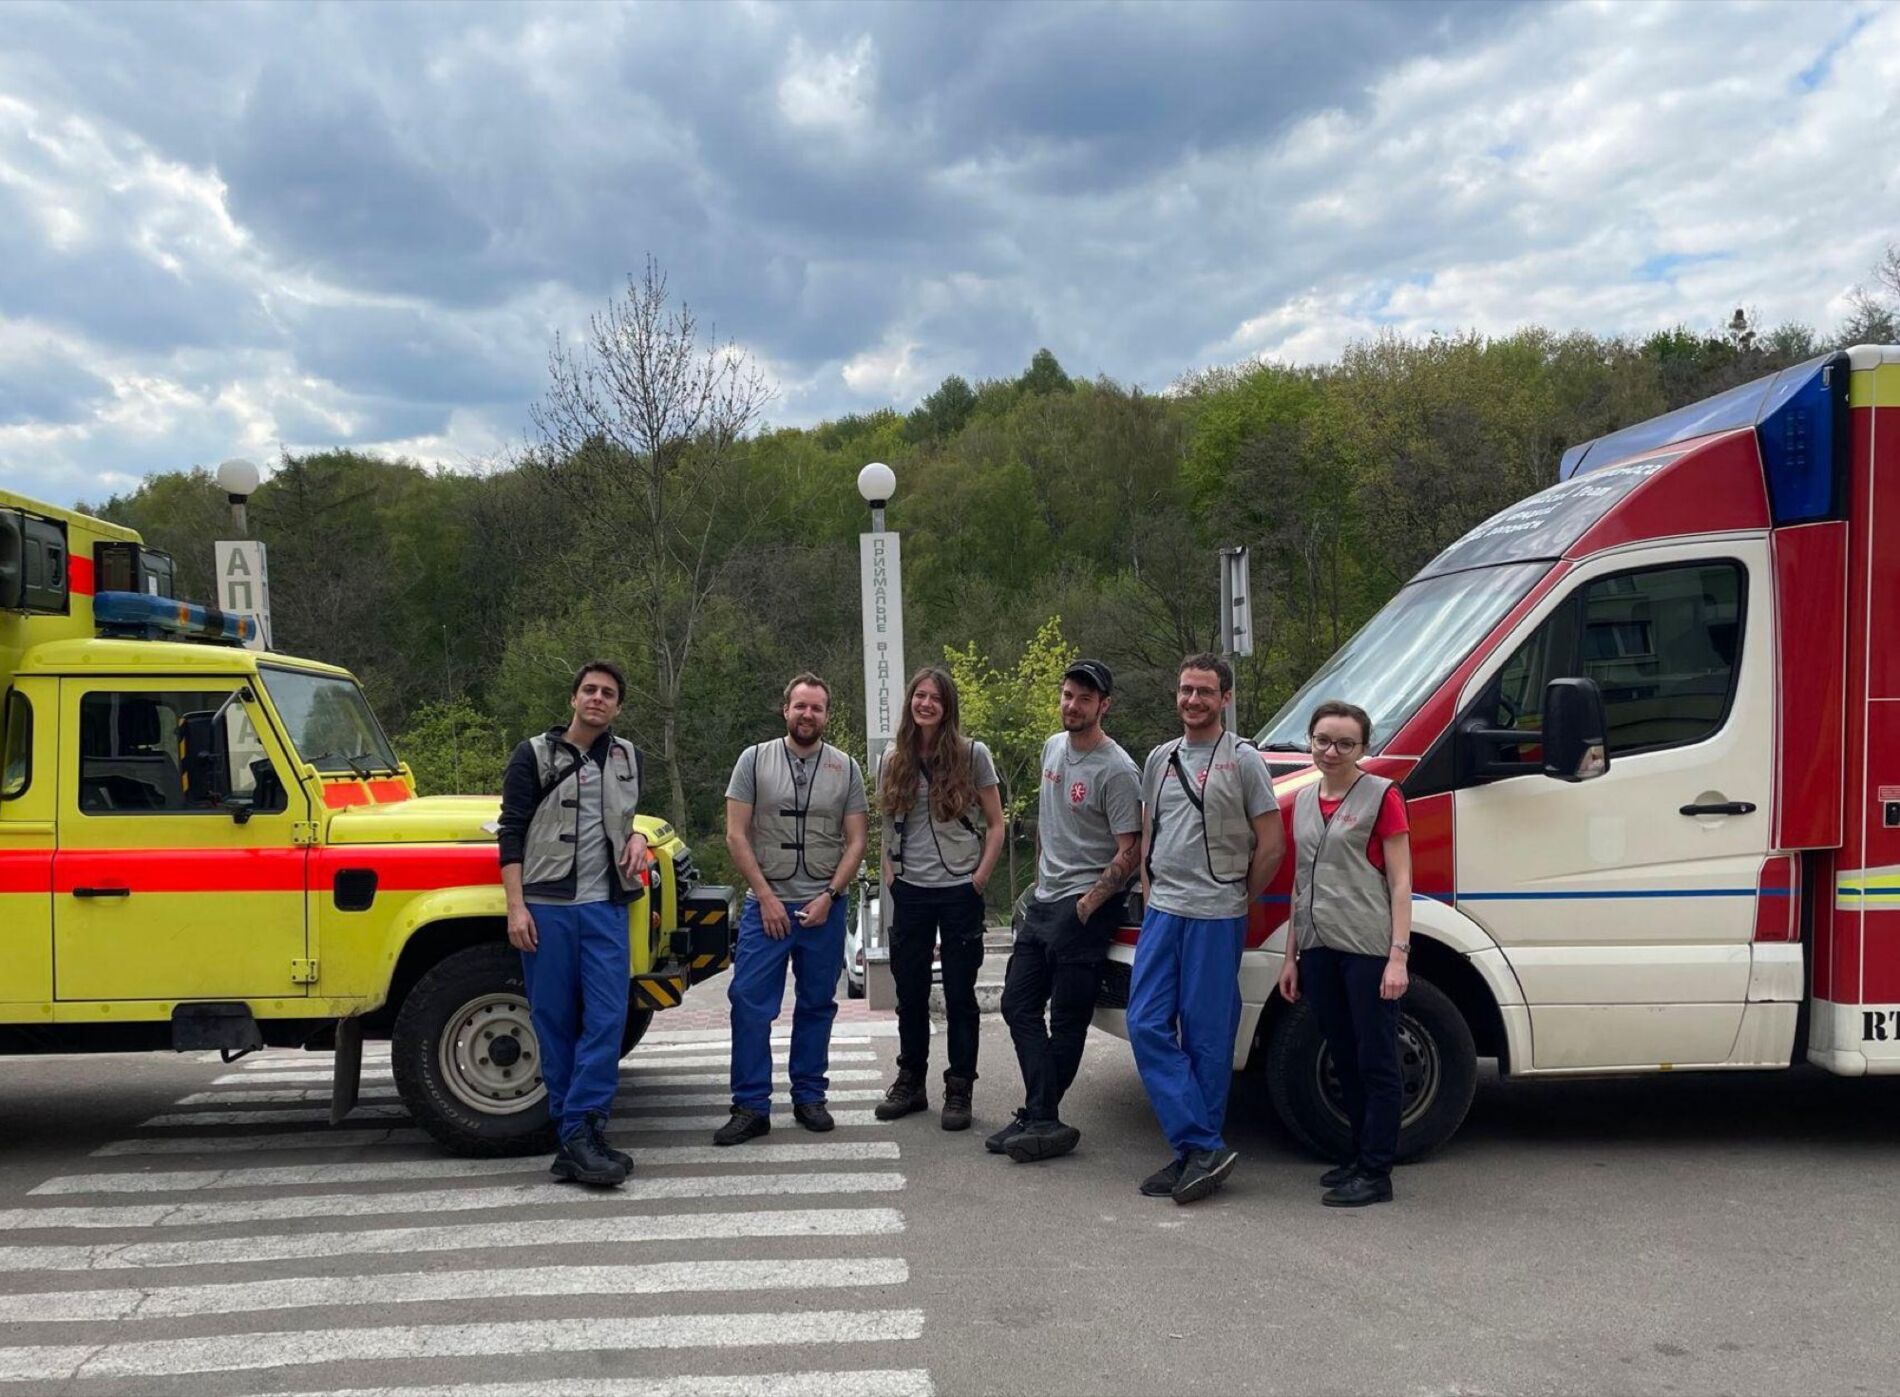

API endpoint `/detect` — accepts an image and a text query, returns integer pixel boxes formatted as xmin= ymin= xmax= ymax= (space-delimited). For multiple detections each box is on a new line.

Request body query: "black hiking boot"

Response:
xmin=874 ymin=1070 xmax=929 ymax=1121
xmin=940 ymin=1076 xmax=973 ymax=1132
xmin=793 ymin=1100 xmax=835 ymax=1132
xmin=713 ymin=1104 xmax=771 ymax=1147
xmin=586 ymin=1110 xmax=632 ymax=1173
xmin=550 ymin=1124 xmax=628 ymax=1187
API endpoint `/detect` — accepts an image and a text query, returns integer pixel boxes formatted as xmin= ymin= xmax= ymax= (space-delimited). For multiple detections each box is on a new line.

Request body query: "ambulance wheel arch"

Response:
xmin=385 ymin=930 xmax=652 ymax=1157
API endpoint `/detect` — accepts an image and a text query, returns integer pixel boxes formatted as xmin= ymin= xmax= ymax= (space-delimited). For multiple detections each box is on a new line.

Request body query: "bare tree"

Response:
xmin=529 ymin=257 xmax=775 ymax=828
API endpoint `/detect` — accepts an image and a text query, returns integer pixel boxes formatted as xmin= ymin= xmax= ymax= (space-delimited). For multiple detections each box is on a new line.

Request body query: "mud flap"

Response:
xmin=681 ymin=884 xmax=737 ymax=984
xmin=329 ymin=1016 xmax=364 ymax=1125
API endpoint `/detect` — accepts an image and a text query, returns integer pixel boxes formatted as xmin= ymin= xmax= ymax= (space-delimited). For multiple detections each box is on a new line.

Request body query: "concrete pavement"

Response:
xmin=4 ymin=1008 xmax=1900 ymax=1394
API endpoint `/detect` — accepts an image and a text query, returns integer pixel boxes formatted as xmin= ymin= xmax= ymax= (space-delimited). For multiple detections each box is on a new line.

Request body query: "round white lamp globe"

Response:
xmin=216 ymin=458 xmax=262 ymax=499
xmin=857 ymin=461 xmax=896 ymax=506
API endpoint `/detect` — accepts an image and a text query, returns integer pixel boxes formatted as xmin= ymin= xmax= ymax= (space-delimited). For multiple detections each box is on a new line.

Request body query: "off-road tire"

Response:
xmin=620 ymin=1005 xmax=653 ymax=1058
xmin=1264 ymin=972 xmax=1477 ymax=1164
xmin=392 ymin=943 xmax=554 ymax=1158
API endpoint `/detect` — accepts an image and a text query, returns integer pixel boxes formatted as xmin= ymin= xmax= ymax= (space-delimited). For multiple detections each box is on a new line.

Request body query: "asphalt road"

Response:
xmin=3 ymin=1012 xmax=1899 ymax=1396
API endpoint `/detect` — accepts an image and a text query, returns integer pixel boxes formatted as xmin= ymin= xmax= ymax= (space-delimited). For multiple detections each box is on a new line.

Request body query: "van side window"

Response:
xmin=1582 ymin=562 xmax=1743 ymax=756
xmin=1473 ymin=560 xmax=1744 ymax=767
xmin=1 ymin=690 xmax=29 ymax=800
xmin=77 ymin=690 xmax=286 ymax=815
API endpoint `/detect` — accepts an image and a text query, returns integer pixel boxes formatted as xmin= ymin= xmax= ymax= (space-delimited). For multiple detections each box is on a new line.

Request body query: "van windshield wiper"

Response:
xmin=309 ymin=752 xmax=375 ymax=779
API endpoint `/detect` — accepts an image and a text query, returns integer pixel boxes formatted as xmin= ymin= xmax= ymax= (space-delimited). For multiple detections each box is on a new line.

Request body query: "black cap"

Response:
xmin=1062 ymin=658 xmax=1113 ymax=696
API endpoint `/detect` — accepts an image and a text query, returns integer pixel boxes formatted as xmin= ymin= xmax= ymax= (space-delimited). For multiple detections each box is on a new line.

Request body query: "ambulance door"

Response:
xmin=0 ymin=679 xmax=55 ymax=1004
xmin=1453 ymin=538 xmax=1774 ymax=1069
xmin=53 ymin=678 xmax=310 ymax=1001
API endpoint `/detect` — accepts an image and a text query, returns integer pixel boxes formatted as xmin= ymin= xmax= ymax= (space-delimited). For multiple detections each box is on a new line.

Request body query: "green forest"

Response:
xmin=87 ymin=253 xmax=1900 ymax=897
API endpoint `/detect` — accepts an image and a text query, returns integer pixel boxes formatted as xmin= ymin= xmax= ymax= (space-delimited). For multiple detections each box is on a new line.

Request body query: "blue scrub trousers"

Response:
xmin=1126 ymin=908 xmax=1248 ymax=1157
xmin=520 ymin=899 xmax=630 ymax=1140
xmin=727 ymin=894 xmax=848 ymax=1113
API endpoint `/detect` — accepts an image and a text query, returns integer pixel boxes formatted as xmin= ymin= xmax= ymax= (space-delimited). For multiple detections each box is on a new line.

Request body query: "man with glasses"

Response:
xmin=1127 ymin=653 xmax=1282 ymax=1204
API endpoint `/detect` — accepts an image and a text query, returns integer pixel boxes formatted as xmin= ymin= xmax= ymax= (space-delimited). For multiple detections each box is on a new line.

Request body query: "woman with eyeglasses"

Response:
xmin=1276 ymin=699 xmax=1412 ymax=1207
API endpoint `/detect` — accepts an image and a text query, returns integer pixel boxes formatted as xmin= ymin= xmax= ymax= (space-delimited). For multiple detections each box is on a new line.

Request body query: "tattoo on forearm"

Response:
xmin=1087 ymin=846 xmax=1140 ymax=904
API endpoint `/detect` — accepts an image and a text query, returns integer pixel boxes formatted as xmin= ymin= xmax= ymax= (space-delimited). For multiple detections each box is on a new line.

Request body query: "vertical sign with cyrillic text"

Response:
xmin=214 ymin=539 xmax=272 ymax=652
xmin=859 ymin=531 xmax=906 ymax=762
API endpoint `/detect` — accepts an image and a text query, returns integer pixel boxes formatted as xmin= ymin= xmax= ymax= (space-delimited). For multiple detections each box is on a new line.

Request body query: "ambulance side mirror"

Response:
xmin=180 ymin=711 xmax=232 ymax=808
xmin=1541 ymin=677 xmax=1610 ymax=783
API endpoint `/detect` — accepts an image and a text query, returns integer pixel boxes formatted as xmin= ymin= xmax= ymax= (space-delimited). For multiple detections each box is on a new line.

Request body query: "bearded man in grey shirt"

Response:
xmin=989 ymin=659 xmax=1142 ymax=1164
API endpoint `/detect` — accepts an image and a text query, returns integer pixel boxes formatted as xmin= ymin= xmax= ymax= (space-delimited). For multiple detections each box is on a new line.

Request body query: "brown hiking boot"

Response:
xmin=941 ymin=1076 xmax=973 ymax=1132
xmin=874 ymin=1069 xmax=929 ymax=1121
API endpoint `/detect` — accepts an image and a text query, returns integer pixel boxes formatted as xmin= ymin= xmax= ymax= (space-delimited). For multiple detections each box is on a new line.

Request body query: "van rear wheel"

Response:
xmin=392 ymin=944 xmax=554 ymax=1158
xmin=1263 ymin=972 xmax=1476 ymax=1164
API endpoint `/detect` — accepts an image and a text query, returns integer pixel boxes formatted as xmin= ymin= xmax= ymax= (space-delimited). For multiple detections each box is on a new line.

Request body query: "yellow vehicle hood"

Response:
xmin=326 ymin=796 xmax=501 ymax=845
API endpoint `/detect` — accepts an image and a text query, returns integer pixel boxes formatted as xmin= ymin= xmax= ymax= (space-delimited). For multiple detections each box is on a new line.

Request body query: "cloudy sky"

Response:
xmin=1 ymin=0 xmax=1895 ymax=506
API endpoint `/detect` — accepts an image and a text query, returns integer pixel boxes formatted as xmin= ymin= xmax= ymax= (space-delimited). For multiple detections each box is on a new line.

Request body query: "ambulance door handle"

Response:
xmin=1678 ymin=801 xmax=1755 ymax=817
xmin=72 ymin=886 xmax=132 ymax=899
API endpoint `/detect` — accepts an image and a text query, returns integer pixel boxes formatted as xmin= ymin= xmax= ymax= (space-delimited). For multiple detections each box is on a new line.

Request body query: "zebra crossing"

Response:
xmin=0 ymin=1028 xmax=932 ymax=1395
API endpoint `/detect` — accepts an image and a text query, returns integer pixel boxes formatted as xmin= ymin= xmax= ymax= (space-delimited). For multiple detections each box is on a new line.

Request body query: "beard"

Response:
xmin=788 ymin=717 xmax=825 ymax=744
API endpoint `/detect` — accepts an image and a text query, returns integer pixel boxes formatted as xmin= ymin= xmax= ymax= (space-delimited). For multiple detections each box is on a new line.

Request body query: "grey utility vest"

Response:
xmin=1290 ymin=774 xmax=1395 ymax=958
xmin=879 ymin=744 xmax=983 ymax=879
xmin=1143 ymin=730 xmax=1253 ymax=885
xmin=521 ymin=732 xmax=643 ymax=899
xmin=750 ymin=739 xmax=853 ymax=885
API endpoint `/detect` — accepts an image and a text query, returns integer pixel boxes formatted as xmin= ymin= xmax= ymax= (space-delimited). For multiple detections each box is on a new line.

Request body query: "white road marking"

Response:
xmin=0 ymin=1257 xmax=910 ymax=1323
xmin=0 ymin=1171 xmax=903 ymax=1230
xmin=217 ymin=1048 xmax=878 ymax=1086
xmin=0 ymin=1206 xmax=906 ymax=1273
xmin=194 ymin=1067 xmax=885 ymax=1099
xmin=232 ymin=1035 xmax=870 ymax=1070
xmin=34 ymin=1141 xmax=903 ymax=1195
xmin=178 ymin=1082 xmax=887 ymax=1111
xmin=278 ymin=1372 xmax=935 ymax=1397
xmin=0 ymin=1307 xmax=928 ymax=1382
xmin=93 ymin=1128 xmax=429 ymax=1158
xmin=139 ymin=1104 xmax=412 ymax=1128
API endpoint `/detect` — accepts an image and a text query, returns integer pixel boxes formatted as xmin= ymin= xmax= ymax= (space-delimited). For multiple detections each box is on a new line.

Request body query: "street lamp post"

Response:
xmin=213 ymin=458 xmax=270 ymax=652
xmin=856 ymin=462 xmax=903 ymax=1009
xmin=216 ymin=458 xmax=261 ymax=537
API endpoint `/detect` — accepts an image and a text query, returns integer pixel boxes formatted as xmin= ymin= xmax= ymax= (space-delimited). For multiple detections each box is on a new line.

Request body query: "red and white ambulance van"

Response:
xmin=1098 ymin=343 xmax=1900 ymax=1161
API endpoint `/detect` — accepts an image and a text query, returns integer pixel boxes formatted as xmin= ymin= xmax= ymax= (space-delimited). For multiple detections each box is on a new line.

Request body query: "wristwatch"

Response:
xmin=825 ymin=883 xmax=848 ymax=901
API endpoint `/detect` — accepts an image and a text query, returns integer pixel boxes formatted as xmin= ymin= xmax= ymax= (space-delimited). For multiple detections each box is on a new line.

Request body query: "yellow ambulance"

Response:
xmin=0 ymin=488 xmax=733 ymax=1155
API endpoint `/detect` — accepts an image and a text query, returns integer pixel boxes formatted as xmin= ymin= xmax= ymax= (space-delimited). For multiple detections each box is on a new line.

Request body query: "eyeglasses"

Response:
xmin=1311 ymin=737 xmax=1362 ymax=754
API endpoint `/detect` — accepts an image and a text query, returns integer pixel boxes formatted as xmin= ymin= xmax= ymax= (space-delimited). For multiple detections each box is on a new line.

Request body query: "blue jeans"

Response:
xmin=727 ymin=894 xmax=847 ymax=1113
xmin=1126 ymin=908 xmax=1247 ymax=1156
xmin=520 ymin=899 xmax=630 ymax=1139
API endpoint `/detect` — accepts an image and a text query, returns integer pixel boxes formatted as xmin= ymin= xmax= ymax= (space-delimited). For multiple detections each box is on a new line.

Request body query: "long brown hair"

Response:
xmin=879 ymin=667 xmax=978 ymax=822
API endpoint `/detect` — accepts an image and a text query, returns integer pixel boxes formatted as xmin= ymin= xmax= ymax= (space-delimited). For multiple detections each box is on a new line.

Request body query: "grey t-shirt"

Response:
xmin=526 ymin=752 xmax=614 ymax=908
xmin=1142 ymin=738 xmax=1276 ymax=921
xmin=879 ymin=740 xmax=1000 ymax=888
xmin=1034 ymin=733 xmax=1142 ymax=902
xmin=727 ymin=741 xmax=869 ymax=900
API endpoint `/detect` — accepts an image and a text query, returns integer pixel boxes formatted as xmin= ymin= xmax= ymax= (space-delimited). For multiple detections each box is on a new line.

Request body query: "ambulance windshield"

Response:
xmin=1254 ymin=561 xmax=1548 ymax=755
xmin=260 ymin=667 xmax=400 ymax=775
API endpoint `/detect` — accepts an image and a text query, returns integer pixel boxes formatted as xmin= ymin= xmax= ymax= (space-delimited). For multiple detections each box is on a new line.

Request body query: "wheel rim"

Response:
xmin=1313 ymin=1012 xmax=1441 ymax=1131
xmin=438 ymin=992 xmax=545 ymax=1116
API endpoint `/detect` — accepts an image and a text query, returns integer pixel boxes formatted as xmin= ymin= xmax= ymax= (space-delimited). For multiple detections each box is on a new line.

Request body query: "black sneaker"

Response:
xmin=874 ymin=1070 xmax=929 ymax=1121
xmin=1323 ymin=1172 xmax=1394 ymax=1208
xmin=985 ymin=1108 xmax=1031 ymax=1155
xmin=1139 ymin=1158 xmax=1186 ymax=1197
xmin=713 ymin=1105 xmax=770 ymax=1147
xmin=793 ymin=1100 xmax=835 ymax=1133
xmin=1172 ymin=1147 xmax=1238 ymax=1205
xmin=1004 ymin=1118 xmax=1081 ymax=1163
xmin=1319 ymin=1164 xmax=1357 ymax=1189
xmin=586 ymin=1110 xmax=632 ymax=1173
xmin=550 ymin=1124 xmax=628 ymax=1187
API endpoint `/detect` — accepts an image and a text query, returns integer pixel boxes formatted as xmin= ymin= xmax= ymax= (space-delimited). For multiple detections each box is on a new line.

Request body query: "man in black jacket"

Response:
xmin=497 ymin=659 xmax=652 ymax=1187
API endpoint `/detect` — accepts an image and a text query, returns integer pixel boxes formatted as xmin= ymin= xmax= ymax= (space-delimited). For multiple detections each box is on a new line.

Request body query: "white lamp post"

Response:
xmin=856 ymin=462 xmax=904 ymax=1006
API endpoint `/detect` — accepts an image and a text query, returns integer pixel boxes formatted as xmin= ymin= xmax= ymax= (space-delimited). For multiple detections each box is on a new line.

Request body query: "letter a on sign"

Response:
xmin=214 ymin=540 xmax=272 ymax=651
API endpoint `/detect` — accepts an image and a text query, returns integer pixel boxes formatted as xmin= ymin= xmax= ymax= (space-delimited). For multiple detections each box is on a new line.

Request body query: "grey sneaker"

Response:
xmin=1172 ymin=1147 xmax=1238 ymax=1205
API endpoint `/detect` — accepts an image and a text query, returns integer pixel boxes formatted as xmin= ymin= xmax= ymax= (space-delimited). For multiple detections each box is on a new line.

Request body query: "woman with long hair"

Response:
xmin=872 ymin=666 xmax=1005 ymax=1131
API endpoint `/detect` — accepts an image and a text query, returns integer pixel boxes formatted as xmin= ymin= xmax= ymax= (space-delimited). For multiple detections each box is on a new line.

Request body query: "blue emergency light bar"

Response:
xmin=93 ymin=590 xmax=256 ymax=644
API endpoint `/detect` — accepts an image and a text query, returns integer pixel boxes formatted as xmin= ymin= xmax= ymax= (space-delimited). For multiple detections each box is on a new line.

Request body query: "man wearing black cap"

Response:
xmin=990 ymin=658 xmax=1142 ymax=1163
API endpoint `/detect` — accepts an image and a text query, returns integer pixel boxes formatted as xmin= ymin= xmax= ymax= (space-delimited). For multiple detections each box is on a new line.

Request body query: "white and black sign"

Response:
xmin=213 ymin=539 xmax=271 ymax=651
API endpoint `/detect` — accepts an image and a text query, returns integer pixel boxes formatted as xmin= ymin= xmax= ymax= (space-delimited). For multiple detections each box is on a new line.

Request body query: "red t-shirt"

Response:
xmin=1283 ymin=781 xmax=1410 ymax=872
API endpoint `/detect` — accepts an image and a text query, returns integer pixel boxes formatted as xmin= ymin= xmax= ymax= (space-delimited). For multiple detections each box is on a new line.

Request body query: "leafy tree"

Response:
xmin=944 ymin=616 xmax=1076 ymax=901
xmin=903 ymin=374 xmax=978 ymax=442
xmin=1016 ymin=348 xmax=1074 ymax=397
xmin=396 ymin=699 xmax=512 ymax=796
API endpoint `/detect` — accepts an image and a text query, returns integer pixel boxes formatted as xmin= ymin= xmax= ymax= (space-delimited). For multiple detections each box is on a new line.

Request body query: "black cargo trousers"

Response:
xmin=1000 ymin=893 xmax=1119 ymax=1121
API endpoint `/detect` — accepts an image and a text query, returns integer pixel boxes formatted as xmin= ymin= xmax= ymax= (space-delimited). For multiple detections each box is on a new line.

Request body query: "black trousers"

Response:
xmin=1001 ymin=893 xmax=1115 ymax=1121
xmin=889 ymin=879 xmax=987 ymax=1083
xmin=1302 ymin=945 xmax=1402 ymax=1177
